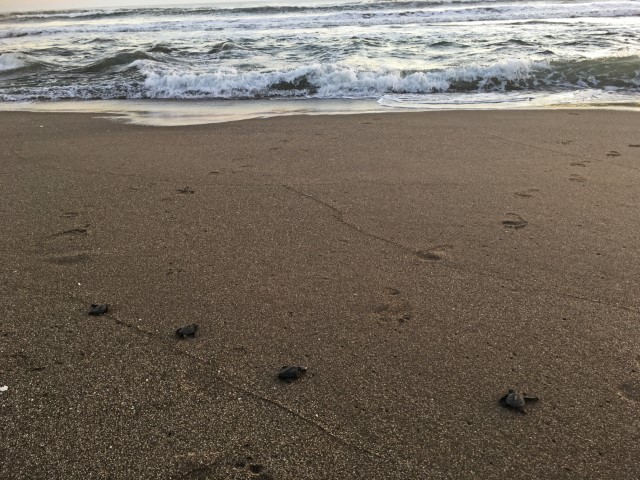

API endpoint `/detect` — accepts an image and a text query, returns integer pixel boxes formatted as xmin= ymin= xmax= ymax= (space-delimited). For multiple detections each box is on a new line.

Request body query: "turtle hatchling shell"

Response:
xmin=175 ymin=324 xmax=198 ymax=338
xmin=278 ymin=365 xmax=307 ymax=382
xmin=506 ymin=390 xmax=526 ymax=409
xmin=88 ymin=304 xmax=109 ymax=316
xmin=499 ymin=388 xmax=539 ymax=414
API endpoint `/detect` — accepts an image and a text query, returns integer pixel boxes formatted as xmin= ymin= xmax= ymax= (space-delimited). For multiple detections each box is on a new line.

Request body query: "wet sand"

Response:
xmin=1 ymin=110 xmax=640 ymax=479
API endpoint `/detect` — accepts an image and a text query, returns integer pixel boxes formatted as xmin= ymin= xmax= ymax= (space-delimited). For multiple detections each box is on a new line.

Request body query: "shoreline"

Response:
xmin=1 ymin=94 xmax=639 ymax=126
xmin=2 ymin=110 xmax=640 ymax=478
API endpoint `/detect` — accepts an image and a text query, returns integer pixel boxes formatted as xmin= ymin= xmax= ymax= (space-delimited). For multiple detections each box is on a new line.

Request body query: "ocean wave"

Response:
xmin=0 ymin=1 xmax=539 ymax=22
xmin=4 ymin=0 xmax=639 ymax=22
xmin=131 ymin=59 xmax=549 ymax=99
xmin=148 ymin=43 xmax=173 ymax=54
xmin=3 ymin=2 xmax=639 ymax=36
xmin=0 ymin=29 xmax=36 ymax=39
xmin=551 ymin=55 xmax=640 ymax=89
xmin=0 ymin=53 xmax=26 ymax=72
xmin=3 ymin=55 xmax=639 ymax=101
xmin=75 ymin=51 xmax=157 ymax=73
xmin=207 ymin=41 xmax=246 ymax=54
xmin=2 ymin=8 xmax=131 ymax=21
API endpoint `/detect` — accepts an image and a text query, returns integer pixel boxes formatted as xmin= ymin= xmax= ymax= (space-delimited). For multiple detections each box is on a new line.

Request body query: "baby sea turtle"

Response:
xmin=277 ymin=365 xmax=307 ymax=382
xmin=88 ymin=304 xmax=109 ymax=316
xmin=499 ymin=389 xmax=539 ymax=414
xmin=175 ymin=324 xmax=198 ymax=339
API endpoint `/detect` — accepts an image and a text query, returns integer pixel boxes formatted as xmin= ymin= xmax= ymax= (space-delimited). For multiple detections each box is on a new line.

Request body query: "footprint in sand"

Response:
xmin=570 ymin=162 xmax=587 ymax=167
xmin=233 ymin=457 xmax=271 ymax=478
xmin=175 ymin=447 xmax=273 ymax=480
xmin=502 ymin=213 xmax=527 ymax=229
xmin=569 ymin=174 xmax=587 ymax=183
xmin=8 ymin=352 xmax=47 ymax=372
xmin=629 ymin=144 xmax=640 ymax=148
xmin=416 ymin=244 xmax=453 ymax=262
xmin=373 ymin=288 xmax=412 ymax=324
xmin=606 ymin=151 xmax=621 ymax=157
xmin=514 ymin=188 xmax=539 ymax=198
xmin=618 ymin=382 xmax=640 ymax=402
xmin=173 ymin=453 xmax=219 ymax=479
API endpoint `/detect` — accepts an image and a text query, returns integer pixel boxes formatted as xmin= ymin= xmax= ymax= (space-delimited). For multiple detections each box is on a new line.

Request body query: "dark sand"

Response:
xmin=1 ymin=110 xmax=640 ymax=479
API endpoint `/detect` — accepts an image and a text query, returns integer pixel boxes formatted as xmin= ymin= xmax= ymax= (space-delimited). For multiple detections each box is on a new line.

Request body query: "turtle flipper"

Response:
xmin=498 ymin=394 xmax=509 ymax=407
xmin=517 ymin=406 xmax=527 ymax=414
xmin=523 ymin=395 xmax=539 ymax=402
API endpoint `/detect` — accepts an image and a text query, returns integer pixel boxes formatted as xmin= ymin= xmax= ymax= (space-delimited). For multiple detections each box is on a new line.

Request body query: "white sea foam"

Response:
xmin=378 ymin=88 xmax=640 ymax=109
xmin=135 ymin=59 xmax=548 ymax=99
xmin=0 ymin=53 xmax=25 ymax=72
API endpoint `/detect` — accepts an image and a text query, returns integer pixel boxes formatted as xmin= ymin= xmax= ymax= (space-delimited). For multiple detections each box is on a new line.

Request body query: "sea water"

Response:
xmin=1 ymin=0 xmax=639 ymax=124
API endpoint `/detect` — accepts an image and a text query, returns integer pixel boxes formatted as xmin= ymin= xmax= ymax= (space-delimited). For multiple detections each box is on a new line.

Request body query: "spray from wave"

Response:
xmin=0 ymin=53 xmax=26 ymax=72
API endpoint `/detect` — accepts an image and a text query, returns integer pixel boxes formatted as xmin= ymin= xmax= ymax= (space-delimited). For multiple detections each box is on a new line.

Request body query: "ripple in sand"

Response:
xmin=502 ymin=213 xmax=527 ymax=229
xmin=50 ymin=227 xmax=89 ymax=237
xmin=416 ymin=244 xmax=453 ymax=261
xmin=514 ymin=188 xmax=539 ymax=198
xmin=59 ymin=211 xmax=80 ymax=218
xmin=47 ymin=253 xmax=91 ymax=265
xmin=569 ymin=174 xmax=587 ymax=183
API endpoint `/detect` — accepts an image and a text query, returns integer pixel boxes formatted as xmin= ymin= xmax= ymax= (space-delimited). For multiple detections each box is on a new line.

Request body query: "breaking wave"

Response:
xmin=2 ymin=56 xmax=638 ymax=101
xmin=0 ymin=53 xmax=26 ymax=72
xmin=1 ymin=0 xmax=638 ymax=108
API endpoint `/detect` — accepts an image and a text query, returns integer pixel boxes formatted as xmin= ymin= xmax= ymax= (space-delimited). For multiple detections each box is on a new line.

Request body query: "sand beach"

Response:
xmin=1 ymin=109 xmax=640 ymax=479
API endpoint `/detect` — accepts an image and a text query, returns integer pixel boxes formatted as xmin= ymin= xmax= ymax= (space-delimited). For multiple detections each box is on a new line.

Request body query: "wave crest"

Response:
xmin=77 ymin=51 xmax=157 ymax=73
xmin=134 ymin=60 xmax=547 ymax=99
xmin=0 ymin=53 xmax=26 ymax=72
xmin=2 ymin=56 xmax=638 ymax=101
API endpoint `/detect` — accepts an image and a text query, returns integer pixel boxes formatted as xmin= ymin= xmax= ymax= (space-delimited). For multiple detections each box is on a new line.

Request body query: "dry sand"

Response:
xmin=1 ymin=110 xmax=640 ymax=479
